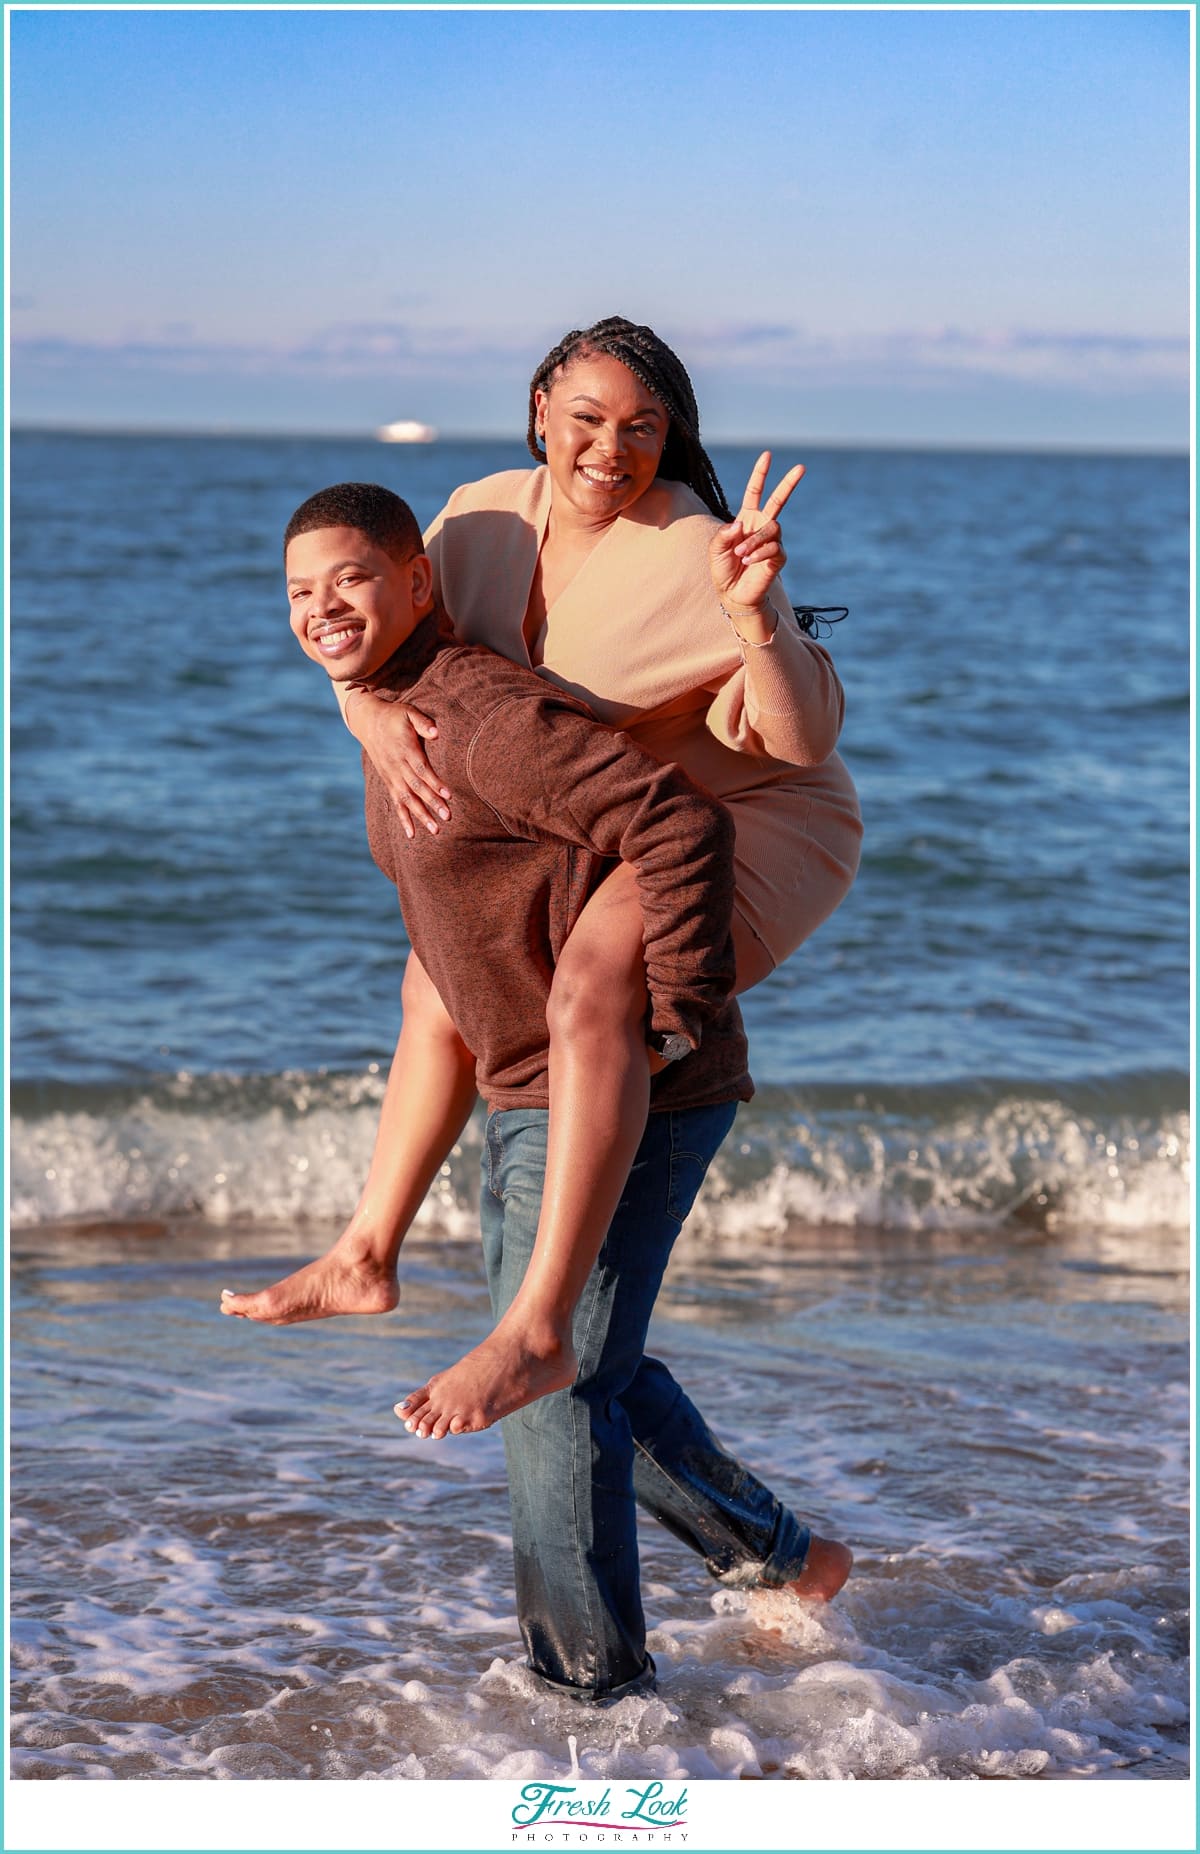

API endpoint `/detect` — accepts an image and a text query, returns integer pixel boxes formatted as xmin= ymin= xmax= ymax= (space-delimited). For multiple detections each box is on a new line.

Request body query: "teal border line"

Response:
xmin=2 ymin=2 xmax=1198 ymax=9
xmin=2 ymin=5 xmax=1194 ymax=1852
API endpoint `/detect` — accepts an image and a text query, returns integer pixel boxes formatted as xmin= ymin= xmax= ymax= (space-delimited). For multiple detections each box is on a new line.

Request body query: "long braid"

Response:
xmin=526 ymin=317 xmax=733 ymax=522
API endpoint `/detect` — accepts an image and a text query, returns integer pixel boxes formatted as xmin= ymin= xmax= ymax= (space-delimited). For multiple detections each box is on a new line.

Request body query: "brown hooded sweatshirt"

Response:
xmin=359 ymin=615 xmax=753 ymax=1113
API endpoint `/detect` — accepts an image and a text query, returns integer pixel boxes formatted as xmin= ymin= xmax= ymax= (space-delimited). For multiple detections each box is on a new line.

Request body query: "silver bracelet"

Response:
xmin=720 ymin=601 xmax=779 ymax=648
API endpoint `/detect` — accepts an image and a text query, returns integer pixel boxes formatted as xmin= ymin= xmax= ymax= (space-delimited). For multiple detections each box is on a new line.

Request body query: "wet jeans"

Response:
xmin=480 ymin=1102 xmax=813 ymax=1703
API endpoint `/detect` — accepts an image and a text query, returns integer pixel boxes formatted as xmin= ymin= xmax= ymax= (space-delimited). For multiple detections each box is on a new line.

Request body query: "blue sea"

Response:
xmin=8 ymin=433 xmax=1191 ymax=1784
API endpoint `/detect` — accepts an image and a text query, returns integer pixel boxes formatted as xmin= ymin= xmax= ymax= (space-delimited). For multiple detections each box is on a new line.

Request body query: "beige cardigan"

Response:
xmin=425 ymin=468 xmax=861 ymax=966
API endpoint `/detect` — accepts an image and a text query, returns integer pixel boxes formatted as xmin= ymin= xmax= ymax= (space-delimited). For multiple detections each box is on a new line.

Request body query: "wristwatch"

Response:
xmin=648 ymin=1030 xmax=693 ymax=1064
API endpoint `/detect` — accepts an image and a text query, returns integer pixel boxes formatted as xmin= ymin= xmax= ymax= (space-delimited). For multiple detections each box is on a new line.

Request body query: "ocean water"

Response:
xmin=8 ymin=432 xmax=1191 ymax=1782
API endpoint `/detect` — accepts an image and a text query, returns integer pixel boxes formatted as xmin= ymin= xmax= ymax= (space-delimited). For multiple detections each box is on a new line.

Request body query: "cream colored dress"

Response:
xmin=425 ymin=468 xmax=862 ymax=967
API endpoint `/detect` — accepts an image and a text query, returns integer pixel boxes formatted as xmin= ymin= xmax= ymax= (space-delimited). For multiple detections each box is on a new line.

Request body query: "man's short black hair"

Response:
xmin=284 ymin=482 xmax=424 ymax=562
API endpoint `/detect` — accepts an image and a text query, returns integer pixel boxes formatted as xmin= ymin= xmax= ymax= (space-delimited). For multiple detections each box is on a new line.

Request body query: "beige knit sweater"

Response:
xmin=425 ymin=468 xmax=862 ymax=966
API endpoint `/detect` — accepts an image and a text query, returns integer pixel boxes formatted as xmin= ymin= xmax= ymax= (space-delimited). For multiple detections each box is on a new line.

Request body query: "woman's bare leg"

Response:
xmin=221 ymin=952 xmax=477 ymax=1324
xmin=399 ymin=867 xmax=771 ymax=1437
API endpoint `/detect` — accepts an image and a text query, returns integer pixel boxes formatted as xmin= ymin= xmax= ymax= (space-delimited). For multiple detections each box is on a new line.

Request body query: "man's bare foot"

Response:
xmin=219 ymin=1240 xmax=399 ymax=1325
xmin=782 ymin=1534 xmax=853 ymax=1602
xmin=396 ymin=1318 xmax=577 ymax=1439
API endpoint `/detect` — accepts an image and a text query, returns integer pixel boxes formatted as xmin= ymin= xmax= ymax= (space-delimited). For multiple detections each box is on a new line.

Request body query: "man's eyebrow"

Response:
xmin=566 ymin=393 xmax=664 ymax=417
xmin=286 ymin=559 xmax=367 ymax=587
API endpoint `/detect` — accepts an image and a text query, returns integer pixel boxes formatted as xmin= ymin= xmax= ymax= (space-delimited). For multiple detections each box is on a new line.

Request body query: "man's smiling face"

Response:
xmin=286 ymin=525 xmax=433 ymax=681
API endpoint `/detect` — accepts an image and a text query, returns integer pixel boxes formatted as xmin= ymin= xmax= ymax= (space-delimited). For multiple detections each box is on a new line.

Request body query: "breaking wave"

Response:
xmin=10 ymin=1069 xmax=1189 ymax=1239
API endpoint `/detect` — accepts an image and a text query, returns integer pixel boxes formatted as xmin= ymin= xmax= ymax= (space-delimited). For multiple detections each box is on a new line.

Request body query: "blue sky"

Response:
xmin=8 ymin=6 xmax=1192 ymax=447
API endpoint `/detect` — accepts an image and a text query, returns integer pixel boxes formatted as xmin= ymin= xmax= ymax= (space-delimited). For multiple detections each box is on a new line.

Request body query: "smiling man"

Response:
xmin=223 ymin=480 xmax=850 ymax=1703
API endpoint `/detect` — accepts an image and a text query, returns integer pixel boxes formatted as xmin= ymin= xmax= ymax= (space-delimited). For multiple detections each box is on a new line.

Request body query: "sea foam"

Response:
xmin=10 ymin=1070 xmax=1190 ymax=1237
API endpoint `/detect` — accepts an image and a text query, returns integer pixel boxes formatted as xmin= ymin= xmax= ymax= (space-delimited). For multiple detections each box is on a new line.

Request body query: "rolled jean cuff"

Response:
xmin=529 ymin=1654 xmax=658 ymax=1708
xmin=713 ymin=1510 xmax=812 ymax=1589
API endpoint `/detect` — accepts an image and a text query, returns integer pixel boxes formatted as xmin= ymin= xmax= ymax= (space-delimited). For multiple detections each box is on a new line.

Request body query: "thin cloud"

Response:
xmin=12 ymin=319 xmax=1189 ymax=391
xmin=680 ymin=321 xmax=1188 ymax=387
xmin=13 ymin=321 xmax=536 ymax=381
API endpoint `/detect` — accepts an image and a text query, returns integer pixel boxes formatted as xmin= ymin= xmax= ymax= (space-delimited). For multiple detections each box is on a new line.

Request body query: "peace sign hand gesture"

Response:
xmin=709 ymin=451 xmax=805 ymax=626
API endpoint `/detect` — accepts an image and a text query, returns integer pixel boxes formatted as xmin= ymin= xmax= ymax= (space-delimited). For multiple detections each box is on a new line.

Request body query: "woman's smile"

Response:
xmin=577 ymin=462 xmax=632 ymax=491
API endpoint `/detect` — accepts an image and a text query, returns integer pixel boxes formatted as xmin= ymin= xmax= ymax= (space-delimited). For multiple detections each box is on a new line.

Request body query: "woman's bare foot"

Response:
xmin=782 ymin=1534 xmax=853 ymax=1602
xmin=219 ymin=1239 xmax=399 ymax=1325
xmin=396 ymin=1317 xmax=577 ymax=1438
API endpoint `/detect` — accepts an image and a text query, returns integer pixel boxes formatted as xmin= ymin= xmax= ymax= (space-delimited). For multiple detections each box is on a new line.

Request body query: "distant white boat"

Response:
xmin=376 ymin=420 xmax=437 ymax=444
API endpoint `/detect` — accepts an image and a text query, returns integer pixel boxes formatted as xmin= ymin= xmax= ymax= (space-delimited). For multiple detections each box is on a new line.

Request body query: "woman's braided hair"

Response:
xmin=526 ymin=316 xmax=733 ymax=522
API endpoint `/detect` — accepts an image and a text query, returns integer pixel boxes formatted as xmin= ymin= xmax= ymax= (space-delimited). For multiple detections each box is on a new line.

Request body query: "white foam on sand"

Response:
xmin=9 ymin=1347 xmax=1190 ymax=1780
xmin=9 ymin=1541 xmax=1190 ymax=1780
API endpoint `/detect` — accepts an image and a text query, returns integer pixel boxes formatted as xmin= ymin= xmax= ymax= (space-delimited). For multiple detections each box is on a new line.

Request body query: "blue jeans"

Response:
xmin=480 ymin=1102 xmax=813 ymax=1703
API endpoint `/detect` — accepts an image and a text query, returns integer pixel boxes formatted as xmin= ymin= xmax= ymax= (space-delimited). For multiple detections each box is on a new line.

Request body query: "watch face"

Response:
xmin=661 ymin=1033 xmax=692 ymax=1063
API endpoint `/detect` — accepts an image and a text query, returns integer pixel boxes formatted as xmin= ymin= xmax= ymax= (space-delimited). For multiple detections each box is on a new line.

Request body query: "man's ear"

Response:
xmin=410 ymin=551 xmax=434 ymax=609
